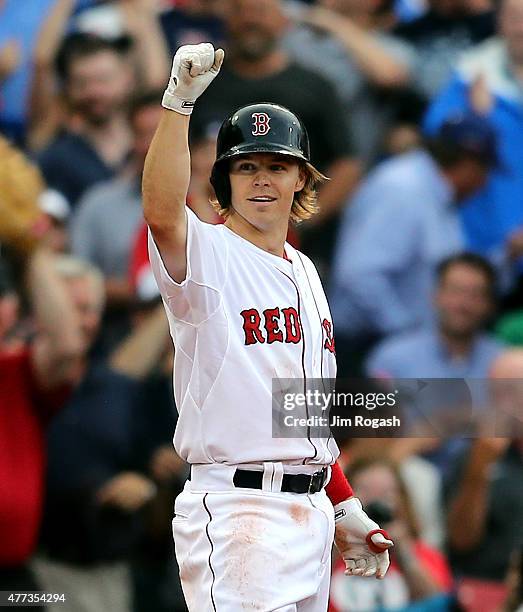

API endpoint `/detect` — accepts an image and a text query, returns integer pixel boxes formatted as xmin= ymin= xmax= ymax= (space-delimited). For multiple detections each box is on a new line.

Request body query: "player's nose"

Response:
xmin=253 ymin=171 xmax=271 ymax=186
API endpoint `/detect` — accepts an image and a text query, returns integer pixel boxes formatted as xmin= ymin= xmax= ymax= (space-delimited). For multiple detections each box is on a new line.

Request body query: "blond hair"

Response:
xmin=211 ymin=161 xmax=328 ymax=224
xmin=0 ymin=136 xmax=45 ymax=253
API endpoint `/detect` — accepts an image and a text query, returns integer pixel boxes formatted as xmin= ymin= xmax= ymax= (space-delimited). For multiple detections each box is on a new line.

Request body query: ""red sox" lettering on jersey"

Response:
xmin=240 ymin=307 xmax=336 ymax=353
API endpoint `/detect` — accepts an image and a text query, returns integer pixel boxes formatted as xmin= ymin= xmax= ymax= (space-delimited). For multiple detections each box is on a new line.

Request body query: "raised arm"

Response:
xmin=142 ymin=43 xmax=224 ymax=283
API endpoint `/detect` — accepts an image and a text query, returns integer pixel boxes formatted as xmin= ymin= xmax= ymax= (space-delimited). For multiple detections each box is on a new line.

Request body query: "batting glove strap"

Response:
xmin=161 ymin=90 xmax=195 ymax=116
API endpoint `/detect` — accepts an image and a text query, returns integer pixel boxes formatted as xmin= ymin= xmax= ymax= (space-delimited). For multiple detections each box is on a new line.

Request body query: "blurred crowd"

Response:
xmin=0 ymin=0 xmax=523 ymax=610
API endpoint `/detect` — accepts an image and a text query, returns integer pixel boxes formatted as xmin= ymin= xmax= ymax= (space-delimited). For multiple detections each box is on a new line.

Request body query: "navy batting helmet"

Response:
xmin=210 ymin=103 xmax=310 ymax=208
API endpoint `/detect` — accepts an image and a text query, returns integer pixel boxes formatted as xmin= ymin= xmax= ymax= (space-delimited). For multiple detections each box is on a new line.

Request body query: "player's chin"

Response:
xmin=244 ymin=202 xmax=288 ymax=227
xmin=246 ymin=199 xmax=278 ymax=210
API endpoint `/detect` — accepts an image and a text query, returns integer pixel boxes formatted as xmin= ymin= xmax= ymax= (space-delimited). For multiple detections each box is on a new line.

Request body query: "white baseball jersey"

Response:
xmin=148 ymin=207 xmax=339 ymax=466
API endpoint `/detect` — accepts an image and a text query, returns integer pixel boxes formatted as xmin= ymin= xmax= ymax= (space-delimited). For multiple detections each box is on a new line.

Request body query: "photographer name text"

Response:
xmin=283 ymin=414 xmax=401 ymax=429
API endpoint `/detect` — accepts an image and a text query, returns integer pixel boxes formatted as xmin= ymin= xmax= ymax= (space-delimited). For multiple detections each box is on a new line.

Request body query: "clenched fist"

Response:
xmin=162 ymin=43 xmax=225 ymax=115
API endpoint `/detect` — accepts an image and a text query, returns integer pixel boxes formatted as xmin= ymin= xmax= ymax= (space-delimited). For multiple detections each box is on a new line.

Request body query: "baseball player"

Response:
xmin=143 ymin=43 xmax=393 ymax=611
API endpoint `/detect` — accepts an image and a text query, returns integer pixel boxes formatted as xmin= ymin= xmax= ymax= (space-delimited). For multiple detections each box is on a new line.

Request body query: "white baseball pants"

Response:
xmin=172 ymin=463 xmax=335 ymax=611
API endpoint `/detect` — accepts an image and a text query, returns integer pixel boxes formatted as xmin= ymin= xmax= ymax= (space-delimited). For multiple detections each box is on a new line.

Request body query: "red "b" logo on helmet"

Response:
xmin=252 ymin=112 xmax=271 ymax=136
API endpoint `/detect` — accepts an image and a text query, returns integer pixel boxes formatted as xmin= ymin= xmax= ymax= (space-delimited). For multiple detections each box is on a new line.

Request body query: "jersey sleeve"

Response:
xmin=147 ymin=207 xmax=226 ymax=326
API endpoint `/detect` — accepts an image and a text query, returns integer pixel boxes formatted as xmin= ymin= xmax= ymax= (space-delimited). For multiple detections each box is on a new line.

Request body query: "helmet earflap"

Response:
xmin=210 ymin=160 xmax=231 ymax=209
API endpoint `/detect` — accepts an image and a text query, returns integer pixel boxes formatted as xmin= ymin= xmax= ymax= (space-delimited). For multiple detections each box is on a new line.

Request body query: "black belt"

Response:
xmin=233 ymin=467 xmax=328 ymax=494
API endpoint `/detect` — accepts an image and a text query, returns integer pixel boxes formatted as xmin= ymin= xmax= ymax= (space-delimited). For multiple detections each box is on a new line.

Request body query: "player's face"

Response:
xmin=228 ymin=153 xmax=305 ymax=231
xmin=435 ymin=264 xmax=492 ymax=339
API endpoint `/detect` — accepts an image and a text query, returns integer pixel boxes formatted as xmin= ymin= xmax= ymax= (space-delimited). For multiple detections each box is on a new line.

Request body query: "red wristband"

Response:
xmin=325 ymin=462 xmax=354 ymax=505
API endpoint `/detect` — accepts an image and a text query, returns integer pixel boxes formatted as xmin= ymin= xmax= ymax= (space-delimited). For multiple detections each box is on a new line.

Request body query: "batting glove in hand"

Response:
xmin=334 ymin=497 xmax=393 ymax=579
xmin=162 ymin=43 xmax=225 ymax=115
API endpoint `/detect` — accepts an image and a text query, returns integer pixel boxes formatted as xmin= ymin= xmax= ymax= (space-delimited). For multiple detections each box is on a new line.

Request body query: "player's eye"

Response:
xmin=237 ymin=162 xmax=256 ymax=171
xmin=270 ymin=164 xmax=286 ymax=172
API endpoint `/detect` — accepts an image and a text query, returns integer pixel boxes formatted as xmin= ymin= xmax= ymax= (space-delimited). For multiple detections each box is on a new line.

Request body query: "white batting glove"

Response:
xmin=162 ymin=43 xmax=225 ymax=115
xmin=334 ymin=497 xmax=394 ymax=579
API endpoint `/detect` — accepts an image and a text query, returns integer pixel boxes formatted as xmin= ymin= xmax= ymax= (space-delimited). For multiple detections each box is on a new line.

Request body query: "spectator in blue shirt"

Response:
xmin=37 ymin=33 xmax=134 ymax=207
xmin=330 ymin=114 xmax=498 ymax=376
xmin=367 ymin=252 xmax=504 ymax=379
xmin=366 ymin=253 xmax=504 ymax=475
xmin=424 ymin=0 xmax=523 ymax=260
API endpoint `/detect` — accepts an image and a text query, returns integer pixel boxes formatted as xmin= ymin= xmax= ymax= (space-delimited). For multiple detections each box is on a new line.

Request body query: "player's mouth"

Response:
xmin=247 ymin=196 xmax=277 ymax=204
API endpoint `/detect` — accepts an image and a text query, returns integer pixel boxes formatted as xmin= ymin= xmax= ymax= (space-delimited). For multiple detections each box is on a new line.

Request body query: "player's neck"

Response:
xmin=225 ymin=213 xmax=288 ymax=258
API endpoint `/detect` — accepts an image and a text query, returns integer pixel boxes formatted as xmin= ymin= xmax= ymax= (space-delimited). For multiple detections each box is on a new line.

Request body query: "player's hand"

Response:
xmin=97 ymin=472 xmax=157 ymax=512
xmin=333 ymin=497 xmax=394 ymax=579
xmin=162 ymin=43 xmax=225 ymax=115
